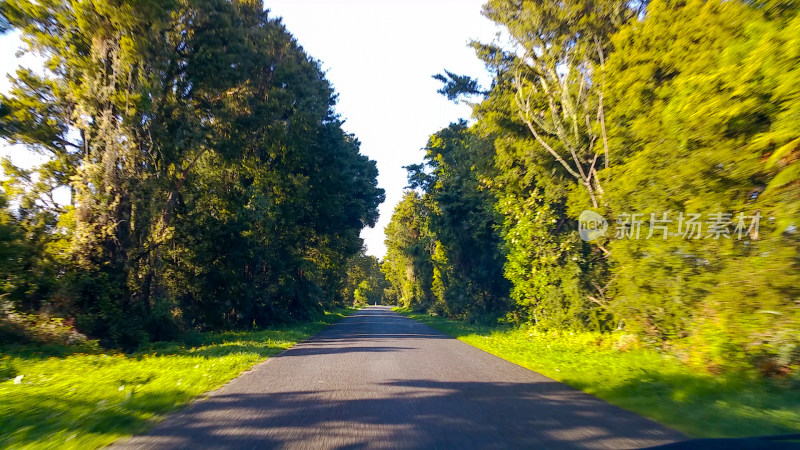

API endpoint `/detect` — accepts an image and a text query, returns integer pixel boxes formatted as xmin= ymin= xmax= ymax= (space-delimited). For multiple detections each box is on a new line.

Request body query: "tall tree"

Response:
xmin=407 ymin=121 xmax=509 ymax=320
xmin=445 ymin=0 xmax=636 ymax=329
xmin=343 ymin=250 xmax=387 ymax=306
xmin=382 ymin=191 xmax=435 ymax=311
xmin=480 ymin=0 xmax=643 ymax=210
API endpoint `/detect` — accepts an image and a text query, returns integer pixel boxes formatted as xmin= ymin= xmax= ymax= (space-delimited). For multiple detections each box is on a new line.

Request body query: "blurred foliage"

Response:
xmin=603 ymin=0 xmax=800 ymax=373
xmin=0 ymin=307 xmax=356 ymax=449
xmin=0 ymin=304 xmax=99 ymax=352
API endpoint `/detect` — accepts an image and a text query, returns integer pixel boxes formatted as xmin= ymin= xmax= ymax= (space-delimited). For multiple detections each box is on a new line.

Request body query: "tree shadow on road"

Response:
xmin=117 ymin=378 xmax=684 ymax=449
xmin=278 ymin=346 xmax=417 ymax=357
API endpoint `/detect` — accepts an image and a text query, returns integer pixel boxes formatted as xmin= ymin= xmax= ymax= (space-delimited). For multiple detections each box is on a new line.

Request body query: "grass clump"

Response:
xmin=0 ymin=307 xmax=356 ymax=449
xmin=396 ymin=307 xmax=800 ymax=438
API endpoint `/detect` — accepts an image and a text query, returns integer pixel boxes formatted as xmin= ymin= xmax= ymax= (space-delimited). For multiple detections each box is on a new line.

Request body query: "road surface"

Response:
xmin=116 ymin=306 xmax=684 ymax=449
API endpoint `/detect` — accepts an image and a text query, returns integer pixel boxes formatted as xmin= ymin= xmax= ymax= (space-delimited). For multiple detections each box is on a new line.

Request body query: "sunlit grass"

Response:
xmin=396 ymin=308 xmax=800 ymax=438
xmin=0 ymin=308 xmax=357 ymax=449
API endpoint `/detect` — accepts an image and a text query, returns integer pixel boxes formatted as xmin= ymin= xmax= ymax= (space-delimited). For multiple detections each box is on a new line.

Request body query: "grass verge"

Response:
xmin=395 ymin=307 xmax=800 ymax=438
xmin=0 ymin=307 xmax=358 ymax=449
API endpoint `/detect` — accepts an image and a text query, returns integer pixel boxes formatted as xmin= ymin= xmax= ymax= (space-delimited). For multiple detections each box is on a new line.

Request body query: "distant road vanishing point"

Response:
xmin=115 ymin=306 xmax=684 ymax=449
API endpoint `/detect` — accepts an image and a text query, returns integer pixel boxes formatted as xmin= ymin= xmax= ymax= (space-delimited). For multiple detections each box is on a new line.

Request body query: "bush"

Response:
xmin=0 ymin=356 xmax=16 ymax=380
xmin=0 ymin=303 xmax=99 ymax=351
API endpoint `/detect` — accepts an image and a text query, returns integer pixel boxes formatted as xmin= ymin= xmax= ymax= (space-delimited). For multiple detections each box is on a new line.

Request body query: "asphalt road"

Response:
xmin=116 ymin=306 xmax=684 ymax=449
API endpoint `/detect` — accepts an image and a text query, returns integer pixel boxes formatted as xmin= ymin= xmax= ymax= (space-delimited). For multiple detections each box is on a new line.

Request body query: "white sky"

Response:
xmin=0 ymin=1 xmax=498 ymax=258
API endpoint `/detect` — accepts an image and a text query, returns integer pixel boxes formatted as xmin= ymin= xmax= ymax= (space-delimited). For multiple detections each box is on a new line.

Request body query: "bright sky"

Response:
xmin=267 ymin=1 xmax=496 ymax=257
xmin=0 ymin=1 xmax=498 ymax=258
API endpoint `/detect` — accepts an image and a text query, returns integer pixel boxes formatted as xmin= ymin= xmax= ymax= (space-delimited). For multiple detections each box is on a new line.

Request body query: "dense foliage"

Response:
xmin=384 ymin=123 xmax=509 ymax=321
xmin=0 ymin=0 xmax=383 ymax=348
xmin=342 ymin=249 xmax=387 ymax=307
xmin=382 ymin=191 xmax=435 ymax=310
xmin=385 ymin=0 xmax=800 ymax=374
xmin=603 ymin=0 xmax=800 ymax=372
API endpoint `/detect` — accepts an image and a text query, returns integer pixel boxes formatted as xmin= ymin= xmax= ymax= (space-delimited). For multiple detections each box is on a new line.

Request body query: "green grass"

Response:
xmin=395 ymin=308 xmax=800 ymax=439
xmin=0 ymin=308 xmax=358 ymax=449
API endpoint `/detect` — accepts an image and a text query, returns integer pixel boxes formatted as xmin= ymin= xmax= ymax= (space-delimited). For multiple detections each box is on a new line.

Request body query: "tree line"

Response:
xmin=0 ymin=0 xmax=383 ymax=349
xmin=383 ymin=0 xmax=800 ymax=375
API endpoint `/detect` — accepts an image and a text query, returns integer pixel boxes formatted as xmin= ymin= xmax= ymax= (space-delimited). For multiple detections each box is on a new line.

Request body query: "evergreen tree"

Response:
xmin=407 ymin=121 xmax=509 ymax=320
xmin=382 ymin=191 xmax=435 ymax=311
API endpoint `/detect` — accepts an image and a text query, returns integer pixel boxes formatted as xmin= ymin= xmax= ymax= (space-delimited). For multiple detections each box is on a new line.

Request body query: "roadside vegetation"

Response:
xmin=0 ymin=0 xmax=383 ymax=350
xmin=396 ymin=308 xmax=800 ymax=438
xmin=384 ymin=0 xmax=799 ymax=387
xmin=0 ymin=308 xmax=357 ymax=449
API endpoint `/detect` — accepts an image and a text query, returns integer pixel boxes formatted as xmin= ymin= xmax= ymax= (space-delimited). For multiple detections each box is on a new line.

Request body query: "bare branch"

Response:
xmin=517 ymin=110 xmax=581 ymax=180
xmin=587 ymin=295 xmax=607 ymax=307
xmin=594 ymin=36 xmax=610 ymax=169
xmin=598 ymin=92 xmax=610 ymax=170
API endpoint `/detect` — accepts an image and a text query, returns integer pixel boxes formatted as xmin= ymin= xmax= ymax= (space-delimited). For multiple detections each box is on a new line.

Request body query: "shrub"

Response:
xmin=0 ymin=303 xmax=99 ymax=351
